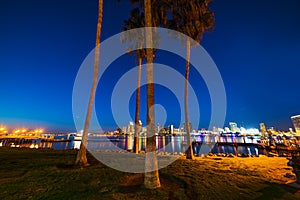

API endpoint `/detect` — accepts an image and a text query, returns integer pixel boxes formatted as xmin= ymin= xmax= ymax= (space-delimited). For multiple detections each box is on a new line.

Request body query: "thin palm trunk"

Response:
xmin=75 ymin=0 xmax=103 ymax=166
xmin=134 ymin=57 xmax=142 ymax=154
xmin=185 ymin=39 xmax=195 ymax=160
xmin=144 ymin=0 xmax=161 ymax=189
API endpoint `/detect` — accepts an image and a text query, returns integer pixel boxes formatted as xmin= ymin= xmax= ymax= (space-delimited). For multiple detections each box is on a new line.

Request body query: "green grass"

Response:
xmin=0 ymin=148 xmax=299 ymax=200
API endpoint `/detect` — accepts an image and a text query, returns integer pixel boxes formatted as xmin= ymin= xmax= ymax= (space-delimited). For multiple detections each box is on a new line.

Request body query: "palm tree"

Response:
xmin=143 ymin=0 xmax=162 ymax=189
xmin=122 ymin=6 xmax=163 ymax=154
xmin=122 ymin=0 xmax=169 ymax=189
xmin=122 ymin=8 xmax=146 ymax=154
xmin=75 ymin=0 xmax=103 ymax=166
xmin=168 ymin=0 xmax=214 ymax=160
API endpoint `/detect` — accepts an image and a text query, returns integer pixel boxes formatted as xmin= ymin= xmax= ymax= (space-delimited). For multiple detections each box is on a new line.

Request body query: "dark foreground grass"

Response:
xmin=0 ymin=148 xmax=299 ymax=200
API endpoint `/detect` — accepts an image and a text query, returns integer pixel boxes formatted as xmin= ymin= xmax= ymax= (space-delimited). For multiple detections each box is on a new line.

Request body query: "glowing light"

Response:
xmin=14 ymin=130 xmax=20 ymax=134
xmin=0 ymin=127 xmax=4 ymax=131
xmin=22 ymin=129 xmax=27 ymax=133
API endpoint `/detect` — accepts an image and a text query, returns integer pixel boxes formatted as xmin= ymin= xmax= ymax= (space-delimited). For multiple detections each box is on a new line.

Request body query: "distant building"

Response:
xmin=141 ymin=127 xmax=147 ymax=133
xmin=260 ymin=123 xmax=267 ymax=134
xmin=122 ymin=126 xmax=127 ymax=135
xmin=128 ymin=122 xmax=134 ymax=134
xmin=169 ymin=125 xmax=174 ymax=135
xmin=240 ymin=127 xmax=246 ymax=133
xmin=224 ymin=127 xmax=230 ymax=133
xmin=229 ymin=122 xmax=238 ymax=132
xmin=156 ymin=123 xmax=160 ymax=133
xmin=291 ymin=115 xmax=300 ymax=134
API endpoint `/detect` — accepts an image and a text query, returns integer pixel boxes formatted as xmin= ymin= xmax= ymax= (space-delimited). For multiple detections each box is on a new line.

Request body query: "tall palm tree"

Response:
xmin=122 ymin=6 xmax=162 ymax=154
xmin=123 ymin=0 xmax=168 ymax=189
xmin=75 ymin=0 xmax=103 ymax=166
xmin=169 ymin=0 xmax=214 ymax=160
xmin=122 ymin=8 xmax=147 ymax=154
xmin=143 ymin=0 xmax=161 ymax=189
xmin=133 ymin=52 xmax=144 ymax=154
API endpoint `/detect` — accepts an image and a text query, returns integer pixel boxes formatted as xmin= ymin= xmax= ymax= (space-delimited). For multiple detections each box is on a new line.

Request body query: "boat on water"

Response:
xmin=68 ymin=130 xmax=96 ymax=141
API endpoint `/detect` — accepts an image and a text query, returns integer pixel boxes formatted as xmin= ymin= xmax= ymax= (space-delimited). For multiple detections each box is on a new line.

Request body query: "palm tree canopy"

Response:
xmin=130 ymin=0 xmax=170 ymax=27
xmin=121 ymin=3 xmax=164 ymax=61
xmin=122 ymin=7 xmax=147 ymax=59
xmin=168 ymin=0 xmax=215 ymax=43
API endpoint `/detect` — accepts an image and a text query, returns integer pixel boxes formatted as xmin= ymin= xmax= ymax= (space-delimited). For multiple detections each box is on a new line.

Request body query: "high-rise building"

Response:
xmin=169 ymin=125 xmax=174 ymax=135
xmin=128 ymin=122 xmax=134 ymax=134
xmin=291 ymin=115 xmax=300 ymax=134
xmin=229 ymin=122 xmax=238 ymax=132
xmin=156 ymin=123 xmax=160 ymax=134
xmin=122 ymin=126 xmax=127 ymax=134
xmin=260 ymin=123 xmax=267 ymax=133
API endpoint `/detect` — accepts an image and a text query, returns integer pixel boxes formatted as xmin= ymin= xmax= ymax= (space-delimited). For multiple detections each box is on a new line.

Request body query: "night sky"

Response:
xmin=1 ymin=0 xmax=300 ymax=132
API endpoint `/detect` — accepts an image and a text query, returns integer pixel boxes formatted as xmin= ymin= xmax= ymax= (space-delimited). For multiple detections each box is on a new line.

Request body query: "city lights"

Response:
xmin=0 ymin=127 xmax=46 ymax=136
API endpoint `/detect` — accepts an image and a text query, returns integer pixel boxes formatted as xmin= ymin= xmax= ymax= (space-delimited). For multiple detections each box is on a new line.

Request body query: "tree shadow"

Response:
xmin=55 ymin=151 xmax=103 ymax=170
xmin=256 ymin=182 xmax=300 ymax=200
xmin=117 ymin=172 xmax=189 ymax=199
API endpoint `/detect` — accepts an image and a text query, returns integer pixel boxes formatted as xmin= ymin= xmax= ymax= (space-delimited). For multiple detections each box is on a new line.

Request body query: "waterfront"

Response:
xmin=0 ymin=135 xmax=262 ymax=156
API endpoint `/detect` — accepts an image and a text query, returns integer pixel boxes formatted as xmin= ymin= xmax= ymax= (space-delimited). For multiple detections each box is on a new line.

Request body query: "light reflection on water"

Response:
xmin=0 ymin=135 xmax=261 ymax=155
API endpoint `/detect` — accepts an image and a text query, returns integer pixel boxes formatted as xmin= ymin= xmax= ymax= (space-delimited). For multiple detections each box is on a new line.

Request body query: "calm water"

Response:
xmin=0 ymin=135 xmax=261 ymax=155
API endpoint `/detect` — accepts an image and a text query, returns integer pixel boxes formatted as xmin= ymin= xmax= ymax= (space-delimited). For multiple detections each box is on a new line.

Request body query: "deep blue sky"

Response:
xmin=0 ymin=0 xmax=300 ymax=132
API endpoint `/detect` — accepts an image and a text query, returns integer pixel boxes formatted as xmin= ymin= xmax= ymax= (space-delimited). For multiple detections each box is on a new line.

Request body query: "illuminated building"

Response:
xmin=260 ymin=123 xmax=267 ymax=133
xmin=291 ymin=115 xmax=300 ymax=134
xmin=122 ymin=126 xmax=127 ymax=134
xmin=128 ymin=122 xmax=134 ymax=134
xmin=229 ymin=122 xmax=238 ymax=132
xmin=156 ymin=123 xmax=160 ymax=133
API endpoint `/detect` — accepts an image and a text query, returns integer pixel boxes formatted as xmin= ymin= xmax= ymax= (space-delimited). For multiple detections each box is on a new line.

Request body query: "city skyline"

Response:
xmin=0 ymin=116 xmax=298 ymax=134
xmin=1 ymin=0 xmax=300 ymax=131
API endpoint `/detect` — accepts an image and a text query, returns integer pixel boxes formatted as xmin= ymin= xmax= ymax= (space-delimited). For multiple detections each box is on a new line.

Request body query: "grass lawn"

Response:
xmin=0 ymin=148 xmax=299 ymax=200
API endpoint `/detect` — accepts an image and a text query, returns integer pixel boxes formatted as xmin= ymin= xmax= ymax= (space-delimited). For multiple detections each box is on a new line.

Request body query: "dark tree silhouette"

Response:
xmin=75 ymin=0 xmax=103 ymax=166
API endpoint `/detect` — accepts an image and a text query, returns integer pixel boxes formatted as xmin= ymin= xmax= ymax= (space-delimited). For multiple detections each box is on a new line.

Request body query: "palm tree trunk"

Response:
xmin=75 ymin=0 xmax=103 ymax=166
xmin=144 ymin=0 xmax=161 ymax=189
xmin=185 ymin=39 xmax=195 ymax=160
xmin=134 ymin=57 xmax=142 ymax=154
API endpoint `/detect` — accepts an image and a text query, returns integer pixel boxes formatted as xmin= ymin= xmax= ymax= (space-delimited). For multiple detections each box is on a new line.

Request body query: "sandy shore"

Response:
xmin=1 ymin=148 xmax=300 ymax=199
